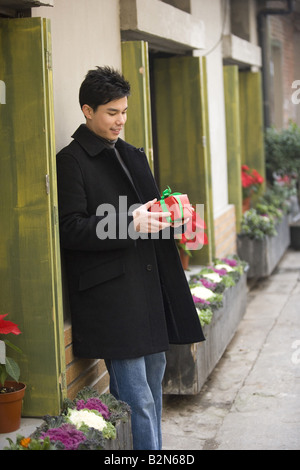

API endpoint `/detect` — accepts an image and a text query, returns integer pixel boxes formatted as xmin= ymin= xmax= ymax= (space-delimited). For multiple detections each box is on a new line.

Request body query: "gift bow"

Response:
xmin=160 ymin=186 xmax=184 ymax=222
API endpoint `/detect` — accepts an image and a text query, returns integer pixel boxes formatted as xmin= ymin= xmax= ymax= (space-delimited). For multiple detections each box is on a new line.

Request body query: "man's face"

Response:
xmin=83 ymin=96 xmax=128 ymax=141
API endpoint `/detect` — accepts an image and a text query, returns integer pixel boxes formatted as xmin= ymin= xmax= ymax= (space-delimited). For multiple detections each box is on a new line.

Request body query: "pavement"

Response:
xmin=1 ymin=248 xmax=299 ymax=451
xmin=161 ymin=248 xmax=300 ymax=450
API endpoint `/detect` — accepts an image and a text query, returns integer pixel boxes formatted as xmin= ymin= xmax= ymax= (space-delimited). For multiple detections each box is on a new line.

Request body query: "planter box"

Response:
xmin=163 ymin=273 xmax=247 ymax=395
xmin=290 ymin=215 xmax=300 ymax=251
xmin=105 ymin=414 xmax=133 ymax=450
xmin=237 ymin=215 xmax=290 ymax=279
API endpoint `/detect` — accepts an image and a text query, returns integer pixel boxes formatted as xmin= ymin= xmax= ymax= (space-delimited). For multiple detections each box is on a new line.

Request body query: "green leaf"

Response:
xmin=3 ymin=338 xmax=23 ymax=355
xmin=5 ymin=356 xmax=20 ymax=382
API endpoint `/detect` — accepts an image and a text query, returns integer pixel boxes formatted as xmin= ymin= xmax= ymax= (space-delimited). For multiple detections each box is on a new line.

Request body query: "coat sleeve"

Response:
xmin=56 ymin=152 xmax=135 ymax=251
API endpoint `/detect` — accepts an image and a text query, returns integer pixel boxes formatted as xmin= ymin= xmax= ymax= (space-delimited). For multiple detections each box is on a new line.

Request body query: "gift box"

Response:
xmin=150 ymin=187 xmax=193 ymax=223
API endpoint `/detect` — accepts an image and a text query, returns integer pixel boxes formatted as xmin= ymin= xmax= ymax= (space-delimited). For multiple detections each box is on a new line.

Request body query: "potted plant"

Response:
xmin=241 ymin=165 xmax=264 ymax=212
xmin=0 ymin=313 xmax=25 ymax=433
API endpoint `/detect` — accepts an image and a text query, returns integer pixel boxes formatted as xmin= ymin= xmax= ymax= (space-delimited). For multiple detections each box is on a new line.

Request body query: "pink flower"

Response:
xmin=41 ymin=424 xmax=86 ymax=450
xmin=192 ymin=296 xmax=210 ymax=305
xmin=221 ymin=258 xmax=237 ymax=267
xmin=213 ymin=268 xmax=227 ymax=276
xmin=200 ymin=278 xmax=217 ymax=290
xmin=76 ymin=397 xmax=110 ymax=420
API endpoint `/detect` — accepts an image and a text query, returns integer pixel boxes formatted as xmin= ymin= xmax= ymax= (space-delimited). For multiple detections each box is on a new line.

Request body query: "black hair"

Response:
xmin=79 ymin=66 xmax=131 ymax=111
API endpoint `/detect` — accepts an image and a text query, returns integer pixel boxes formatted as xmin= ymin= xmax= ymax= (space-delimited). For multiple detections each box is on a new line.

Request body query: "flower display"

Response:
xmin=241 ymin=165 xmax=264 ymax=199
xmin=189 ymin=256 xmax=247 ymax=326
xmin=240 ymin=180 xmax=292 ymax=240
xmin=0 ymin=313 xmax=22 ymax=388
xmin=240 ymin=209 xmax=278 ymax=240
xmin=4 ymin=387 xmax=131 ymax=451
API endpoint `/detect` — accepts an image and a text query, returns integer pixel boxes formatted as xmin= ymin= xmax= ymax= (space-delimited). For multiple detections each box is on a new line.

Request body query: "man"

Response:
xmin=56 ymin=66 xmax=204 ymax=450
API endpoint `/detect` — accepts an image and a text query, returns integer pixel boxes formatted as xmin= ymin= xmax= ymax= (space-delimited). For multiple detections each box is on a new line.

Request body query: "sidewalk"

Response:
xmin=162 ymin=248 xmax=300 ymax=450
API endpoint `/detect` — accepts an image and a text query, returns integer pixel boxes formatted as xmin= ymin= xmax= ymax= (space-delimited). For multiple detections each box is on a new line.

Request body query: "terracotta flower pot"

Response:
xmin=0 ymin=381 xmax=26 ymax=433
xmin=242 ymin=197 xmax=251 ymax=213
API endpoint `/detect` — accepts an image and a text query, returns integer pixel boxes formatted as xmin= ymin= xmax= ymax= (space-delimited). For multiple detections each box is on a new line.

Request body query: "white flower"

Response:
xmin=191 ymin=285 xmax=214 ymax=300
xmin=68 ymin=408 xmax=107 ymax=431
xmin=202 ymin=272 xmax=222 ymax=283
xmin=214 ymin=263 xmax=234 ymax=272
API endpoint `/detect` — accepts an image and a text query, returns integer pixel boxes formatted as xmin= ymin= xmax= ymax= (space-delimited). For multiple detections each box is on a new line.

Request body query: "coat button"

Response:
xmin=146 ymin=264 xmax=152 ymax=271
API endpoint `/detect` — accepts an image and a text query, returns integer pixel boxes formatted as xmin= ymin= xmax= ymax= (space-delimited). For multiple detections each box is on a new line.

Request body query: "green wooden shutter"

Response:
xmin=0 ymin=17 xmax=66 ymax=416
xmin=239 ymin=70 xmax=266 ymax=195
xmin=121 ymin=41 xmax=154 ymax=171
xmin=223 ymin=65 xmax=243 ymax=232
xmin=152 ymin=56 xmax=214 ymax=265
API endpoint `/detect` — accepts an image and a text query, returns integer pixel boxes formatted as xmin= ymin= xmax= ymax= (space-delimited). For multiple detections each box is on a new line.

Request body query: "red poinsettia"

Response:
xmin=241 ymin=165 xmax=264 ymax=198
xmin=0 ymin=314 xmax=21 ymax=335
xmin=177 ymin=207 xmax=208 ymax=256
xmin=0 ymin=314 xmax=22 ymax=387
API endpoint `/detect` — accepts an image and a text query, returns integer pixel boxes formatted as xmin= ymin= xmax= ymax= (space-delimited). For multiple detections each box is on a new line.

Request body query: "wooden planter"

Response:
xmin=105 ymin=414 xmax=133 ymax=450
xmin=237 ymin=215 xmax=290 ymax=279
xmin=163 ymin=272 xmax=247 ymax=395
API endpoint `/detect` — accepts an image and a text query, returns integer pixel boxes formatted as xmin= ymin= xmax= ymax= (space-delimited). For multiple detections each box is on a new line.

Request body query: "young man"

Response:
xmin=56 ymin=66 xmax=204 ymax=450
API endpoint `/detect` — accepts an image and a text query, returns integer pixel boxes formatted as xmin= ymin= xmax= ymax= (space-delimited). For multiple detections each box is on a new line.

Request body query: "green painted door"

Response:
xmin=239 ymin=70 xmax=266 ymax=194
xmin=0 ymin=17 xmax=66 ymax=416
xmin=152 ymin=56 xmax=214 ymax=265
xmin=223 ymin=65 xmax=243 ymax=232
xmin=121 ymin=41 xmax=154 ymax=171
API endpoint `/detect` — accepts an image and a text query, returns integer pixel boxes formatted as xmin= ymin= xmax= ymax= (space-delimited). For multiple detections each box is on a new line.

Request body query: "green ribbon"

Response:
xmin=160 ymin=186 xmax=184 ymax=222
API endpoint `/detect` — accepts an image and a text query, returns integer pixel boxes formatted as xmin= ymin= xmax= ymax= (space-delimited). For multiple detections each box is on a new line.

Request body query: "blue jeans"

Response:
xmin=105 ymin=352 xmax=166 ymax=450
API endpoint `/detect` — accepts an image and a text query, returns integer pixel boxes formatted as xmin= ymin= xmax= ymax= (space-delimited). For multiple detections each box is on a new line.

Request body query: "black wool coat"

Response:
xmin=56 ymin=124 xmax=205 ymax=359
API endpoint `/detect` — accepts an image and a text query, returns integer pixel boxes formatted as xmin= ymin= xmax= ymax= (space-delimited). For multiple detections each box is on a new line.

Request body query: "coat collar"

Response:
xmin=72 ymin=123 xmax=140 ymax=156
xmin=71 ymin=124 xmax=160 ymax=202
xmin=72 ymin=124 xmax=115 ymax=157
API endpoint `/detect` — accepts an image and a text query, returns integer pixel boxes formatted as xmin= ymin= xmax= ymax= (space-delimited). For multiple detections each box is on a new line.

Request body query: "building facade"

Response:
xmin=0 ymin=0 xmax=299 ymax=415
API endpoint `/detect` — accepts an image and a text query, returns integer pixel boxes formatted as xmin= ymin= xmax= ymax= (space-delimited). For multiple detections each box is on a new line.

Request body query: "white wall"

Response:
xmin=191 ymin=0 xmax=229 ymax=218
xmin=32 ymin=0 xmax=122 ymax=151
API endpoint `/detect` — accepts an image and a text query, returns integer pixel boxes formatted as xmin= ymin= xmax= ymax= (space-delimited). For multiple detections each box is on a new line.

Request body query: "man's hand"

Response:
xmin=133 ymin=199 xmax=172 ymax=233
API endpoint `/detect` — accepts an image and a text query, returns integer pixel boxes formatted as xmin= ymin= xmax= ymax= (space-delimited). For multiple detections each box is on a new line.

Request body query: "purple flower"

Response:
xmin=76 ymin=397 xmax=110 ymax=420
xmin=200 ymin=278 xmax=217 ymax=290
xmin=221 ymin=258 xmax=237 ymax=267
xmin=41 ymin=424 xmax=86 ymax=450
xmin=213 ymin=268 xmax=227 ymax=276
xmin=192 ymin=295 xmax=210 ymax=305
